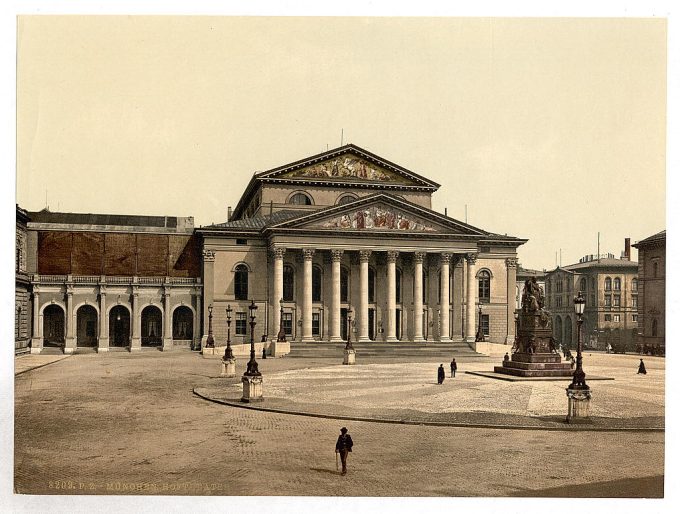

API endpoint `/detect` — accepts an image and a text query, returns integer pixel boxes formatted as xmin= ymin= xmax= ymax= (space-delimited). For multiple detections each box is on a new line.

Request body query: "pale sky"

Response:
xmin=16 ymin=16 xmax=666 ymax=270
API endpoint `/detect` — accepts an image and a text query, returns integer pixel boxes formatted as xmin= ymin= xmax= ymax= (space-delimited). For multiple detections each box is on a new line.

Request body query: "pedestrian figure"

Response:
xmin=638 ymin=359 xmax=647 ymax=375
xmin=438 ymin=364 xmax=445 ymax=384
xmin=570 ymin=356 xmax=576 ymax=369
xmin=335 ymin=427 xmax=353 ymax=475
xmin=450 ymin=358 xmax=457 ymax=378
xmin=503 ymin=352 xmax=510 ymax=364
xmin=262 ymin=346 xmax=267 ymax=359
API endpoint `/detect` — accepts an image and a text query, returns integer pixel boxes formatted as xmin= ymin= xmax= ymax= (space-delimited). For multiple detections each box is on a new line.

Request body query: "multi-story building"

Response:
xmin=545 ymin=240 xmax=638 ymax=351
xmin=16 ymin=206 xmax=31 ymax=354
xmin=197 ymin=144 xmax=526 ymax=353
xmin=24 ymin=210 xmax=203 ymax=354
xmin=632 ymin=230 xmax=665 ymax=355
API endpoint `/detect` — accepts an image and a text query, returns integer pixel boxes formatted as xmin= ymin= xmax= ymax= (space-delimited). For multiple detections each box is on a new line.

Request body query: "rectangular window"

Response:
xmin=590 ymin=294 xmax=596 ymax=307
xmin=632 ymin=296 xmax=638 ymax=308
xmin=613 ymin=295 xmax=621 ymax=307
xmin=556 ymin=296 xmax=562 ymax=308
xmin=236 ymin=312 xmax=247 ymax=335
xmin=632 ymin=314 xmax=638 ymax=322
xmin=236 ymin=239 xmax=247 ymax=245
xmin=282 ymin=313 xmax=293 ymax=336
xmin=604 ymin=314 xmax=611 ymax=321
xmin=604 ymin=295 xmax=611 ymax=307
xmin=613 ymin=314 xmax=621 ymax=322
xmin=481 ymin=314 xmax=490 ymax=336
xmin=312 ymin=313 xmax=320 ymax=336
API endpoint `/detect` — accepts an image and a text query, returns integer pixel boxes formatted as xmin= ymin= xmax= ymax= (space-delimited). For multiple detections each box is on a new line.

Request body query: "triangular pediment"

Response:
xmin=256 ymin=145 xmax=439 ymax=189
xmin=269 ymin=194 xmax=487 ymax=236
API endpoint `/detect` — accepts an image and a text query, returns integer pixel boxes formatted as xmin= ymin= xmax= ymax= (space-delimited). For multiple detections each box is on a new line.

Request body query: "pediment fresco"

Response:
xmin=304 ymin=204 xmax=439 ymax=232
xmin=279 ymin=155 xmax=412 ymax=184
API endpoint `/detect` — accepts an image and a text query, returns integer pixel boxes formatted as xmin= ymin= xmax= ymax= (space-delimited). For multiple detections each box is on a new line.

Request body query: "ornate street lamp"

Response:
xmin=224 ymin=304 xmax=234 ymax=360
xmin=244 ymin=300 xmax=260 ymax=376
xmin=569 ymin=292 xmax=588 ymax=390
xmin=345 ymin=306 xmax=354 ymax=350
xmin=205 ymin=304 xmax=215 ymax=348
xmin=513 ymin=310 xmax=519 ymax=345
xmin=475 ymin=305 xmax=485 ymax=342
xmin=277 ymin=298 xmax=286 ymax=342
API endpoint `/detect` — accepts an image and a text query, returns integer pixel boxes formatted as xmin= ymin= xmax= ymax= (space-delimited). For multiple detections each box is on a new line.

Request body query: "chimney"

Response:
xmin=227 ymin=206 xmax=232 ymax=221
xmin=625 ymin=238 xmax=631 ymax=260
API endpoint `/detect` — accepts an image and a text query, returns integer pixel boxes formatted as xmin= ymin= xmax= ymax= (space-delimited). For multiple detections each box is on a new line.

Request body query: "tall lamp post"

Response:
xmin=244 ymin=300 xmax=260 ymax=377
xmin=224 ymin=304 xmax=234 ymax=360
xmin=277 ymin=298 xmax=286 ymax=342
xmin=513 ymin=310 xmax=519 ymax=347
xmin=205 ymin=304 xmax=215 ymax=349
xmin=475 ymin=305 xmax=485 ymax=342
xmin=569 ymin=292 xmax=588 ymax=390
xmin=566 ymin=291 xmax=590 ymax=423
xmin=343 ymin=306 xmax=356 ymax=365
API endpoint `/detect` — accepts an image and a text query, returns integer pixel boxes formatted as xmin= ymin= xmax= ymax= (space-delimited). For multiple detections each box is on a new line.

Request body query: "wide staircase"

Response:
xmin=287 ymin=340 xmax=485 ymax=359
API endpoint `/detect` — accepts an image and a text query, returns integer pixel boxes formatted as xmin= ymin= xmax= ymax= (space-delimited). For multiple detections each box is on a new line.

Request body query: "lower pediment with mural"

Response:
xmin=308 ymin=204 xmax=438 ymax=232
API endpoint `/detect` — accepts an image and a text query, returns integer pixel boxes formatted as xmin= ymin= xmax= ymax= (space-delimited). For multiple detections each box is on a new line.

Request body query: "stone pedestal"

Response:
xmin=161 ymin=338 xmax=173 ymax=352
xmin=241 ymin=375 xmax=263 ymax=403
xmin=566 ymin=387 xmax=592 ymax=423
xmin=270 ymin=340 xmax=290 ymax=357
xmin=343 ymin=349 xmax=356 ymax=365
xmin=221 ymin=358 xmax=236 ymax=377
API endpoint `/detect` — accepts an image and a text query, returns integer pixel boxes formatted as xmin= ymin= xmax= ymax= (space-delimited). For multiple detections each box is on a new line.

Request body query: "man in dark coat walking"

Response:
xmin=638 ymin=359 xmax=647 ymax=375
xmin=450 ymin=358 xmax=458 ymax=378
xmin=438 ymin=364 xmax=445 ymax=384
xmin=335 ymin=427 xmax=353 ymax=475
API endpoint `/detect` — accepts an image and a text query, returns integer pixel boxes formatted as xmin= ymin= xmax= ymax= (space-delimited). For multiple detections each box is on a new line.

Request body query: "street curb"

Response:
xmin=14 ymin=355 xmax=71 ymax=377
xmin=193 ymin=388 xmax=664 ymax=433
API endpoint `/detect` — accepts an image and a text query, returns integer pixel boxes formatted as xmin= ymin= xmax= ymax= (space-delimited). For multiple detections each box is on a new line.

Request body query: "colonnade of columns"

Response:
xmin=271 ymin=247 xmax=482 ymax=342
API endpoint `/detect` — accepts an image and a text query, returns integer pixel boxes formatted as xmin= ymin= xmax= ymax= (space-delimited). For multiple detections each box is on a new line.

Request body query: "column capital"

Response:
xmin=465 ymin=253 xmax=478 ymax=265
xmin=66 ymin=285 xmax=74 ymax=295
xmin=413 ymin=251 xmax=426 ymax=264
xmin=302 ymin=248 xmax=316 ymax=260
xmin=330 ymin=249 xmax=344 ymax=262
xmin=386 ymin=250 xmax=399 ymax=263
xmin=359 ymin=250 xmax=372 ymax=263
xmin=505 ymin=257 xmax=518 ymax=269
xmin=271 ymin=247 xmax=286 ymax=259
xmin=440 ymin=252 xmax=453 ymax=264
xmin=202 ymin=249 xmax=216 ymax=262
xmin=99 ymin=286 xmax=107 ymax=295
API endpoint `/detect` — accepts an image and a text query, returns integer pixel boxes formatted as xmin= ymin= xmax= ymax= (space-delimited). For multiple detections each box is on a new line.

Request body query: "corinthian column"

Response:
xmin=302 ymin=249 xmax=315 ymax=342
xmin=413 ymin=252 xmax=425 ymax=342
xmin=505 ymin=257 xmax=518 ymax=344
xmin=358 ymin=250 xmax=371 ymax=343
xmin=385 ymin=250 xmax=399 ymax=342
xmin=330 ymin=250 xmax=344 ymax=342
xmin=272 ymin=247 xmax=286 ymax=338
xmin=439 ymin=253 xmax=452 ymax=342
xmin=465 ymin=253 xmax=478 ymax=342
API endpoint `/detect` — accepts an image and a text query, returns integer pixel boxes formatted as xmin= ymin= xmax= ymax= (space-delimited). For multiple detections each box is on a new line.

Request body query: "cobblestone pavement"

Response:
xmin=14 ymin=350 xmax=664 ymax=498
xmin=14 ymin=353 xmax=71 ymax=375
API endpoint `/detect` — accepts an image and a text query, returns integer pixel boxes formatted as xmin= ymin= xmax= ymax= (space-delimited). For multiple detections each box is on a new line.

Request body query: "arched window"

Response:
xmin=396 ymin=268 xmax=402 ymax=303
xmin=336 ymin=193 xmax=358 ymax=205
xmin=312 ymin=265 xmax=322 ymax=302
xmin=235 ymin=264 xmax=249 ymax=300
xmin=590 ymin=277 xmax=596 ymax=290
xmin=632 ymin=278 xmax=638 ymax=292
xmin=478 ymin=270 xmax=491 ymax=303
xmin=340 ymin=266 xmax=349 ymax=302
xmin=653 ymin=262 xmax=659 ymax=278
xmin=613 ymin=277 xmax=621 ymax=291
xmin=566 ymin=279 xmax=572 ymax=292
xmin=283 ymin=265 xmax=295 ymax=301
xmin=368 ymin=267 xmax=375 ymax=303
xmin=652 ymin=318 xmax=658 ymax=337
xmin=288 ymin=192 xmax=313 ymax=205
xmin=579 ymin=278 xmax=587 ymax=293
xmin=604 ymin=277 xmax=612 ymax=291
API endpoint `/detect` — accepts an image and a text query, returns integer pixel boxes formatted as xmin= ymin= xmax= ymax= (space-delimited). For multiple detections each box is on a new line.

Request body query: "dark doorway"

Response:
xmin=109 ymin=306 xmax=130 ymax=348
xmin=368 ymin=308 xmax=375 ymax=341
xmin=172 ymin=306 xmax=193 ymax=341
xmin=76 ymin=305 xmax=98 ymax=347
xmin=141 ymin=305 xmax=163 ymax=347
xmin=43 ymin=304 xmax=65 ymax=348
xmin=340 ymin=308 xmax=348 ymax=341
xmin=396 ymin=309 xmax=402 ymax=340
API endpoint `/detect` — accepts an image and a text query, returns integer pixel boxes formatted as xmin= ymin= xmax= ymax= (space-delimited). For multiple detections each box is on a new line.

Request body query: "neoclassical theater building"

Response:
xmin=198 ymin=145 xmax=526 ymax=352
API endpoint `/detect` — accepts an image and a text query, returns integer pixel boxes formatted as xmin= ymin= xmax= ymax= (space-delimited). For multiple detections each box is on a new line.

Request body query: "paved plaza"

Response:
xmin=13 ymin=348 xmax=664 ymax=498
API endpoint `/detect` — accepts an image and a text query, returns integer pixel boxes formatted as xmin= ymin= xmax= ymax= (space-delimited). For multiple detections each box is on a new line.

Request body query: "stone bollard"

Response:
xmin=241 ymin=375 xmax=264 ymax=402
xmin=221 ymin=357 xmax=236 ymax=378
xmin=566 ymin=387 xmax=592 ymax=423
xmin=343 ymin=348 xmax=356 ymax=365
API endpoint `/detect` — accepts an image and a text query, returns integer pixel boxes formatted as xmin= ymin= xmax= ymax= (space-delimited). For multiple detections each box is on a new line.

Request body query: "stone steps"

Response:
xmin=287 ymin=341 xmax=485 ymax=358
